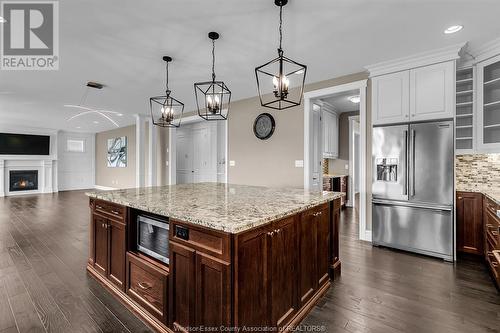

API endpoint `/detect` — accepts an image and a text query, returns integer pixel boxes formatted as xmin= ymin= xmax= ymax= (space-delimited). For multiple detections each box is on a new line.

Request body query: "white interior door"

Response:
xmin=176 ymin=129 xmax=193 ymax=184
xmin=176 ymin=121 xmax=218 ymax=184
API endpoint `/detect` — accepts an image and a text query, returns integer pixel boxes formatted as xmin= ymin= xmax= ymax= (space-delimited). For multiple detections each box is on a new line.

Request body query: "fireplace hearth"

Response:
xmin=9 ymin=170 xmax=38 ymax=192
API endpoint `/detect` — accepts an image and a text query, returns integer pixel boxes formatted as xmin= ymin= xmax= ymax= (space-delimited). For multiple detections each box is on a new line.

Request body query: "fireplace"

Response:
xmin=9 ymin=170 xmax=38 ymax=192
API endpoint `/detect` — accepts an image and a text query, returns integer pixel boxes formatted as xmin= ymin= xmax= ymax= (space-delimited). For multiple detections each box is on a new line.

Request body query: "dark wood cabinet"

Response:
xmin=456 ymin=192 xmax=484 ymax=255
xmin=270 ymin=216 xmax=298 ymax=328
xmin=195 ymin=252 xmax=231 ymax=330
xmin=126 ymin=253 xmax=168 ymax=324
xmin=332 ymin=176 xmax=348 ymax=207
xmin=88 ymin=197 xmax=342 ymax=333
xmin=298 ymin=204 xmax=330 ymax=307
xmin=234 ymin=226 xmax=270 ymax=328
xmin=92 ymin=213 xmax=126 ymax=290
xmin=316 ymin=204 xmax=331 ymax=287
xmin=108 ymin=219 xmax=126 ymax=289
xmin=298 ymin=209 xmax=318 ymax=306
xmin=93 ymin=214 xmax=108 ymax=277
xmin=170 ymin=241 xmax=196 ymax=333
xmin=331 ymin=199 xmax=341 ymax=279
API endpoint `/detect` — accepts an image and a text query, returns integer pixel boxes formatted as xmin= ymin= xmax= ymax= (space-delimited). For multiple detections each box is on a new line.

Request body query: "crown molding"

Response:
xmin=471 ymin=37 xmax=500 ymax=63
xmin=365 ymin=42 xmax=467 ymax=77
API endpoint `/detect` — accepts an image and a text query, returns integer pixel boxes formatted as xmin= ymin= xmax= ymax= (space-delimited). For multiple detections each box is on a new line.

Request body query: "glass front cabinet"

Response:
xmin=477 ymin=54 xmax=500 ymax=152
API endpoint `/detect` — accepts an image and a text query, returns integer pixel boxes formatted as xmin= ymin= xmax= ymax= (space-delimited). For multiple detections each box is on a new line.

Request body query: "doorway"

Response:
xmin=303 ymin=80 xmax=369 ymax=241
xmin=168 ymin=115 xmax=228 ymax=185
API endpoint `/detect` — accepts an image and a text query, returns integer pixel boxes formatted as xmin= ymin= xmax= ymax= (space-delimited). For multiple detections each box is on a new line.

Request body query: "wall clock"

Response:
xmin=253 ymin=113 xmax=276 ymax=140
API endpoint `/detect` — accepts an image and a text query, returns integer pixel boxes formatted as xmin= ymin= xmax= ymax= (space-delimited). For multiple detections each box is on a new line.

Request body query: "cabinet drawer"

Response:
xmin=486 ymin=251 xmax=499 ymax=282
xmin=484 ymin=197 xmax=500 ymax=217
xmin=485 ymin=211 xmax=500 ymax=249
xmin=126 ymin=253 xmax=168 ymax=323
xmin=95 ymin=200 xmax=126 ymax=222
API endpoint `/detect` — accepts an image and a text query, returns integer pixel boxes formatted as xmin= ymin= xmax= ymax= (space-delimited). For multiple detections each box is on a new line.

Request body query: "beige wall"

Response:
xmin=228 ymin=72 xmax=369 ymax=188
xmin=95 ymin=125 xmax=136 ymax=188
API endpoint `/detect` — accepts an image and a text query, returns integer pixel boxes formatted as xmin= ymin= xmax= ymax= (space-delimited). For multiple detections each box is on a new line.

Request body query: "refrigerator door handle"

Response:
xmin=403 ymin=130 xmax=408 ymax=196
xmin=410 ymin=129 xmax=416 ymax=197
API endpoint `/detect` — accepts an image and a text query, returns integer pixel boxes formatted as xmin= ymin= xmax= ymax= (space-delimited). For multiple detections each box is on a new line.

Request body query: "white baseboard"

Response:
xmin=360 ymin=230 xmax=372 ymax=242
xmin=94 ymin=185 xmax=117 ymax=191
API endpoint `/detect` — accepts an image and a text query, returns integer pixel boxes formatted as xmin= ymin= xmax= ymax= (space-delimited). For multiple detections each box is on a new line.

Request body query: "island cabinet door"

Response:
xmin=298 ymin=209 xmax=318 ymax=306
xmin=108 ymin=219 xmax=126 ymax=291
xmin=270 ymin=216 xmax=298 ymax=328
xmin=170 ymin=241 xmax=196 ymax=333
xmin=195 ymin=252 xmax=231 ymax=330
xmin=93 ymin=214 xmax=108 ymax=277
xmin=234 ymin=226 xmax=271 ymax=329
xmin=316 ymin=204 xmax=331 ymax=288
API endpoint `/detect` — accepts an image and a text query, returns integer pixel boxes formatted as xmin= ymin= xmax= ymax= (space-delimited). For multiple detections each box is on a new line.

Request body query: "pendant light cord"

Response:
xmin=278 ymin=3 xmax=283 ymax=54
xmin=165 ymin=61 xmax=170 ymax=94
xmin=212 ymin=38 xmax=216 ymax=82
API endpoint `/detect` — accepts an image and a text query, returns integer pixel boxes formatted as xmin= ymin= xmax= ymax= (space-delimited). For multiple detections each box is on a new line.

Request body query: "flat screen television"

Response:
xmin=0 ymin=133 xmax=50 ymax=155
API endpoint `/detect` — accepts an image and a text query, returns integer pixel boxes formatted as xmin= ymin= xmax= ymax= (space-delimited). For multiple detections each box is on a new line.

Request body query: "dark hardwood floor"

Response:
xmin=0 ymin=190 xmax=499 ymax=333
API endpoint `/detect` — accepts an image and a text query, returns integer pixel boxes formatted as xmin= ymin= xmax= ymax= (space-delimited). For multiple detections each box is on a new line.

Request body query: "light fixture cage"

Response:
xmin=255 ymin=0 xmax=307 ymax=110
xmin=149 ymin=94 xmax=184 ymax=128
xmin=194 ymin=80 xmax=231 ymax=121
xmin=255 ymin=54 xmax=307 ymax=110
xmin=149 ymin=56 xmax=184 ymax=128
xmin=194 ymin=32 xmax=232 ymax=121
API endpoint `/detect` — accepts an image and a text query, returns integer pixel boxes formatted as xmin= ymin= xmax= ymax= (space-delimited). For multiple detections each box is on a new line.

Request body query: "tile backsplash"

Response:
xmin=455 ymin=154 xmax=500 ymax=192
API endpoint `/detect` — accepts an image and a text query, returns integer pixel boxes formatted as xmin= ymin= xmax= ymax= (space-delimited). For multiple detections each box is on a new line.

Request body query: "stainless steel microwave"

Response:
xmin=137 ymin=215 xmax=169 ymax=264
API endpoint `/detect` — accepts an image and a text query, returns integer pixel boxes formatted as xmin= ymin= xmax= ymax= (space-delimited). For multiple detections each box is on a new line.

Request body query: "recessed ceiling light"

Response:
xmin=93 ymin=121 xmax=99 ymax=124
xmin=76 ymin=126 xmax=81 ymax=129
xmin=348 ymin=95 xmax=360 ymax=104
xmin=0 ymin=17 xmax=6 ymax=24
xmin=444 ymin=25 xmax=463 ymax=34
xmin=117 ymin=113 xmax=123 ymax=116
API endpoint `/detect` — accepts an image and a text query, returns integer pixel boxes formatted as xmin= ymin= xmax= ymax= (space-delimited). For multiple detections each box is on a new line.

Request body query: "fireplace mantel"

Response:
xmin=0 ymin=157 xmax=58 ymax=197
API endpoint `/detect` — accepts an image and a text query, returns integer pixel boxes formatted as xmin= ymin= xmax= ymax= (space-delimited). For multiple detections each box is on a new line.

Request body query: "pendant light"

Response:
xmin=150 ymin=56 xmax=184 ymax=128
xmin=255 ymin=0 xmax=307 ymax=110
xmin=194 ymin=32 xmax=231 ymax=121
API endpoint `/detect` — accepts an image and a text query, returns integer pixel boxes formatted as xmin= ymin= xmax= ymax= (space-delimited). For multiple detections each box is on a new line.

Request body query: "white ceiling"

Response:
xmin=1 ymin=0 xmax=500 ymax=133
xmin=320 ymin=89 xmax=360 ymax=113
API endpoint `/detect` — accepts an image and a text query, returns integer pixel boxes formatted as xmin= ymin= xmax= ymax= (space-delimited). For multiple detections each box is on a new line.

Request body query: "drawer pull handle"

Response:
xmin=313 ymin=212 xmax=323 ymax=217
xmin=267 ymin=231 xmax=275 ymax=237
xmin=96 ymin=205 xmax=103 ymax=209
xmin=492 ymin=262 xmax=499 ymax=268
xmin=138 ymin=282 xmax=152 ymax=290
xmin=111 ymin=210 xmax=120 ymax=215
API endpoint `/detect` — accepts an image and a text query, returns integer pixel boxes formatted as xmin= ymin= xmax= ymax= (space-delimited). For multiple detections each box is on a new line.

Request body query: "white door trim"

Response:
xmin=303 ymin=79 xmax=370 ymax=242
xmin=348 ymin=115 xmax=360 ymax=208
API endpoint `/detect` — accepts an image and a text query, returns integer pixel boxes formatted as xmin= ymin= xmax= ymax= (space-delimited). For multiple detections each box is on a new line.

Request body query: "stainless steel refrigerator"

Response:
xmin=372 ymin=120 xmax=454 ymax=261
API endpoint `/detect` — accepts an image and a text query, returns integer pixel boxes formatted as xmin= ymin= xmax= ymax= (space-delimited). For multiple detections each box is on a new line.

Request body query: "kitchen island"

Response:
xmin=86 ymin=183 xmax=343 ymax=333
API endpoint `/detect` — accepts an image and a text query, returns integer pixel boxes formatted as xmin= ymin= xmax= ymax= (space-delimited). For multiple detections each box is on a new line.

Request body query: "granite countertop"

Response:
xmin=323 ymin=174 xmax=348 ymax=179
xmin=86 ymin=183 xmax=343 ymax=234
xmin=456 ymin=185 xmax=500 ymax=206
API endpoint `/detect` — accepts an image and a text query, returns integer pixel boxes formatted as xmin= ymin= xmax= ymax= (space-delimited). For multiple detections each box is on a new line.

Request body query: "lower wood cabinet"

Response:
xmin=91 ymin=212 xmax=126 ymax=290
xmin=170 ymin=241 xmax=231 ymax=332
xmin=126 ymin=253 xmax=168 ymax=324
xmin=235 ymin=201 xmax=339 ymax=330
xmin=298 ymin=204 xmax=331 ymax=307
xmin=456 ymin=192 xmax=484 ymax=255
xmin=270 ymin=216 xmax=298 ymax=327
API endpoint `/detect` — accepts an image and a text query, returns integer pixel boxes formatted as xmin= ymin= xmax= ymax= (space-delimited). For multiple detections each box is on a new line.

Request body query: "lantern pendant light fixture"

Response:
xmin=194 ymin=32 xmax=231 ymax=121
xmin=149 ymin=56 xmax=184 ymax=128
xmin=255 ymin=0 xmax=307 ymax=110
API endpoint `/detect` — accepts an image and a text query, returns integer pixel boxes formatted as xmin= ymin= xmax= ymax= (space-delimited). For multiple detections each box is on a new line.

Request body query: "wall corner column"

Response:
xmin=135 ymin=114 xmax=146 ymax=188
xmin=148 ymin=119 xmax=158 ymax=186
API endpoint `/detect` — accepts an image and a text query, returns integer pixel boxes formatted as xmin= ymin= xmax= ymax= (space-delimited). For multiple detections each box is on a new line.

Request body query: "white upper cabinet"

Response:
xmin=477 ymin=53 xmax=500 ymax=152
xmin=322 ymin=109 xmax=339 ymax=159
xmin=366 ymin=43 xmax=464 ymax=126
xmin=409 ymin=61 xmax=455 ymax=122
xmin=372 ymin=71 xmax=410 ymax=125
